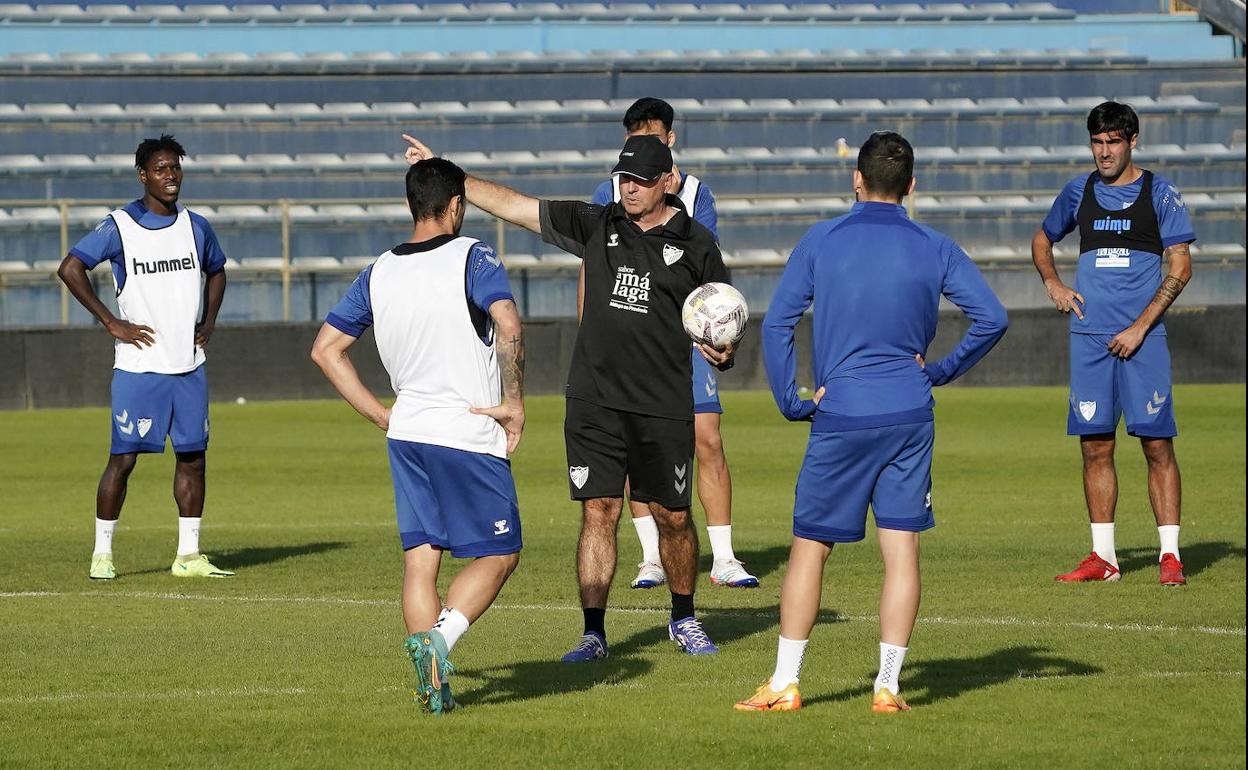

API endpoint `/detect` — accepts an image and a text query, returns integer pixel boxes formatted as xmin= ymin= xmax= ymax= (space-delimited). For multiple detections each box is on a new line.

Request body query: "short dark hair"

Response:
xmin=405 ymin=157 xmax=466 ymax=222
xmin=1087 ymin=101 xmax=1139 ymax=139
xmin=622 ymin=97 xmax=675 ymax=133
xmin=134 ymin=133 xmax=186 ymax=170
xmin=856 ymin=131 xmax=914 ymax=200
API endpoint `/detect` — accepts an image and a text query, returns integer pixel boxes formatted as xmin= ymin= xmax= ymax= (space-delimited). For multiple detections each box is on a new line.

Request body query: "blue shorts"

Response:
xmin=388 ymin=439 xmax=522 ymax=558
xmin=691 ymin=347 xmax=723 ymax=415
xmin=110 ymin=365 xmax=209 ymax=455
xmin=793 ymin=422 xmax=935 ymax=543
xmin=1068 ymin=332 xmax=1176 ymax=438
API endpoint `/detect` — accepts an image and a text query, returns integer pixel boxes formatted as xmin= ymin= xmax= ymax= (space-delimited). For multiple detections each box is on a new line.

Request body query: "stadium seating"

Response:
xmin=0 ymin=1 xmax=1242 ymax=324
xmin=0 ymin=2 xmax=1082 ymax=23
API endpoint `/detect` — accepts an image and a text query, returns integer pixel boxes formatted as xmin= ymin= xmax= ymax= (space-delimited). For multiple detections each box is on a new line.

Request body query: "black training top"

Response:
xmin=540 ymin=195 xmax=728 ymax=420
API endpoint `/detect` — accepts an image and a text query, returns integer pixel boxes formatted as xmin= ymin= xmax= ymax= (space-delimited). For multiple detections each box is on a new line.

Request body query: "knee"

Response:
xmin=650 ymin=504 xmax=693 ymax=534
xmin=1141 ymin=439 xmax=1177 ymax=468
xmin=488 ymin=552 xmax=521 ymax=579
xmin=1080 ymin=439 xmax=1115 ymax=467
xmin=175 ymin=451 xmax=206 ymax=474
xmin=106 ymin=453 xmax=138 ymax=477
xmin=695 ymin=431 xmax=725 ymax=465
xmin=581 ymin=499 xmax=621 ymax=531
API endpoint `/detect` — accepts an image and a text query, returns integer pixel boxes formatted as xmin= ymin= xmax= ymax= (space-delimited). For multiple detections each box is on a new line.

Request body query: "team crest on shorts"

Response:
xmin=137 ymin=417 xmax=153 ymax=438
xmin=569 ymin=466 xmax=589 ymax=489
xmin=1078 ymin=401 xmax=1097 ymax=421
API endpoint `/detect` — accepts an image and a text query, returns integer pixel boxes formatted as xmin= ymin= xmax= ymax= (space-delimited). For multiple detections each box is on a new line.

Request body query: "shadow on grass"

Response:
xmin=125 ymin=541 xmax=349 ymax=576
xmin=455 ymin=603 xmax=805 ymax=707
xmin=803 ymin=645 xmax=1101 ymax=708
xmin=701 ymin=544 xmax=791 ymax=583
xmin=1115 ymin=540 xmax=1244 ymax=579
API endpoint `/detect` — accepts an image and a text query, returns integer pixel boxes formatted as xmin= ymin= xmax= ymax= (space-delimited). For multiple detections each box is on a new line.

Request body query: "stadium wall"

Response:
xmin=1 ymin=305 xmax=1243 ymax=410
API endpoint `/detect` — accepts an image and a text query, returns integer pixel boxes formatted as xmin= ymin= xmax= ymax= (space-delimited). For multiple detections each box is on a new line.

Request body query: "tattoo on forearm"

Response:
xmin=1150 ymin=243 xmax=1190 ymax=310
xmin=498 ymin=329 xmax=525 ymax=401
xmin=1152 ymin=276 xmax=1186 ymax=307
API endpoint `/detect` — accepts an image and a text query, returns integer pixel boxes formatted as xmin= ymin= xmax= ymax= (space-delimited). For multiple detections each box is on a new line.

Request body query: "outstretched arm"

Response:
xmin=402 ymin=134 xmax=540 ymax=233
xmin=56 ymin=255 xmax=155 ymax=347
xmin=470 ymin=299 xmax=526 ymax=454
xmin=309 ymin=324 xmax=390 ymax=431
xmin=1107 ymin=242 xmax=1192 ymax=359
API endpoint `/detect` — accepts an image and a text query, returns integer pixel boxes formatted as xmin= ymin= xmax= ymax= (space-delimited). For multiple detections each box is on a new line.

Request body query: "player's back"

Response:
xmin=804 ymin=203 xmax=956 ymax=421
xmin=369 ymin=235 xmax=505 ymax=457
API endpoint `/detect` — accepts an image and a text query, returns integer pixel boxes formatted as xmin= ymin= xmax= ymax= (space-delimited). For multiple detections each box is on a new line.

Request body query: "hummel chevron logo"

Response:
xmin=1145 ymin=390 xmax=1168 ymax=416
xmin=118 ymin=421 xmax=134 ymax=436
xmin=674 ymin=463 xmax=688 ymax=494
xmin=704 ymin=374 xmax=717 ymax=398
xmin=115 ymin=410 xmax=128 ymax=424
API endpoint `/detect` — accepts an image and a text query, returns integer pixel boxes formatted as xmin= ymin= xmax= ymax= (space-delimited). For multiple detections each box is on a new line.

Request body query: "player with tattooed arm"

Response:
xmin=312 ymin=158 xmax=525 ymax=713
xmin=1032 ymin=101 xmax=1196 ymax=586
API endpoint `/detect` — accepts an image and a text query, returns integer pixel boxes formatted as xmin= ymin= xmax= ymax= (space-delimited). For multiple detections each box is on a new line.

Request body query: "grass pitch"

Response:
xmin=1 ymin=386 xmax=1244 ymax=769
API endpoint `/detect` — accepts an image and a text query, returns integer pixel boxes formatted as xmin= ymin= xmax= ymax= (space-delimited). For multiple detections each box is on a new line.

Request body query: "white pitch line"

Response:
xmin=11 ymin=671 xmax=1242 ymax=708
xmin=4 ymin=590 xmax=1245 ymax=637
xmin=0 ymin=520 xmax=392 ymax=534
xmin=0 ymin=686 xmax=306 ymax=706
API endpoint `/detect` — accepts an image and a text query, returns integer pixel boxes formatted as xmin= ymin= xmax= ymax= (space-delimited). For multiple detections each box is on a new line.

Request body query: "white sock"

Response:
xmin=177 ymin=517 xmax=201 ymax=557
xmin=94 ymin=518 xmax=116 ymax=556
xmin=1090 ymin=522 xmax=1117 ymax=567
xmin=874 ymin=642 xmax=908 ymax=695
xmin=769 ymin=635 xmax=808 ymax=691
xmin=432 ymin=607 xmax=470 ymax=652
xmin=707 ymin=524 xmax=736 ymax=563
xmin=1158 ymin=525 xmax=1180 ymax=562
xmin=632 ymin=515 xmax=661 ymax=565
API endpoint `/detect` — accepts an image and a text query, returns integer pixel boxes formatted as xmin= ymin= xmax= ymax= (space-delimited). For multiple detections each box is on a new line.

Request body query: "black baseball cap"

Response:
xmin=610 ymin=135 xmax=673 ymax=182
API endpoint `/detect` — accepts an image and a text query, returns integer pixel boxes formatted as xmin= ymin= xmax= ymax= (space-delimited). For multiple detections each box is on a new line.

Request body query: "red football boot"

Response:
xmin=1055 ymin=552 xmax=1121 ymax=582
xmin=1159 ymin=553 xmax=1187 ymax=586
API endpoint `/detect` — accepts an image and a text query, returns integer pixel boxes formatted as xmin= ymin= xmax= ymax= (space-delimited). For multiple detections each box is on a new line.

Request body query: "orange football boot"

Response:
xmin=734 ymin=681 xmax=802 ymax=712
xmin=872 ymin=688 xmax=911 ymax=713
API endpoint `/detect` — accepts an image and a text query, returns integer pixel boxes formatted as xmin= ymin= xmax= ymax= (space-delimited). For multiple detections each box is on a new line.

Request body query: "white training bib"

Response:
xmin=371 ymin=236 xmax=507 ymax=458
xmin=111 ymin=207 xmax=206 ymax=374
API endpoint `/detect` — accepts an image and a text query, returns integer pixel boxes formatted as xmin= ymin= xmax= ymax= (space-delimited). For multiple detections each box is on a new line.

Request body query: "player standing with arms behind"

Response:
xmin=587 ymin=97 xmax=757 ymax=591
xmin=402 ymin=133 xmax=735 ymax=661
xmin=736 ymin=131 xmax=1008 ymax=713
xmin=311 ymin=158 xmax=525 ymax=714
xmin=1032 ymin=101 xmax=1196 ymax=586
xmin=57 ymin=134 xmax=232 ymax=580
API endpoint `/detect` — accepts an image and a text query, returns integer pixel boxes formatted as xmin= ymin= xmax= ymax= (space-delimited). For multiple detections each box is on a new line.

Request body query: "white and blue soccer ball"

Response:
xmin=682 ymin=282 xmax=749 ymax=348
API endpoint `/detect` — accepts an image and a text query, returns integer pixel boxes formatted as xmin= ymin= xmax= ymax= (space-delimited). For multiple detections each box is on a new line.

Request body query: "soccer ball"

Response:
xmin=682 ymin=283 xmax=749 ymax=348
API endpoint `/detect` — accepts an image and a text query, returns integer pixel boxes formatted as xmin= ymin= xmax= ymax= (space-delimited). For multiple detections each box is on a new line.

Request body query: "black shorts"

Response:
xmin=564 ymin=397 xmax=694 ymax=510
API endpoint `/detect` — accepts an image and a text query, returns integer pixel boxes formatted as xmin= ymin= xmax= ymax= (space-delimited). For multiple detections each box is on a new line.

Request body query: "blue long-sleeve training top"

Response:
xmin=763 ymin=201 xmax=1009 ymax=432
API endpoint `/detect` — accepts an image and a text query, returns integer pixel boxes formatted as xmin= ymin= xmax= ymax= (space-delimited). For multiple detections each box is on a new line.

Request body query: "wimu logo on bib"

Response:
xmin=1092 ymin=216 xmax=1132 ymax=233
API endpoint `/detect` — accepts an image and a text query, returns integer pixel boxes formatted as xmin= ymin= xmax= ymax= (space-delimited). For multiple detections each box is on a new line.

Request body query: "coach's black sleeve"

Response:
xmin=539 ymin=200 xmax=607 ymax=258
xmin=701 ymin=243 xmax=731 ymax=285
